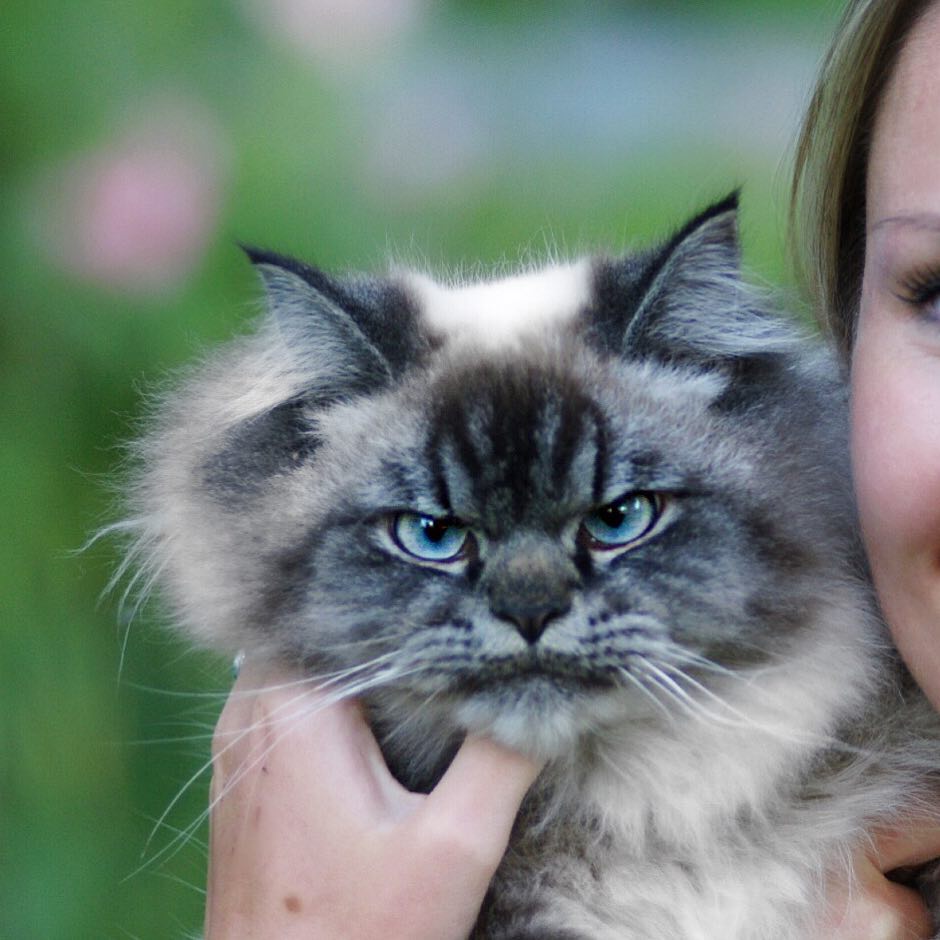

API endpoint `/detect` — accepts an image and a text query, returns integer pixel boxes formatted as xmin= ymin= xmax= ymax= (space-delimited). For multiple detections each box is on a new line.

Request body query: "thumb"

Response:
xmin=420 ymin=735 xmax=543 ymax=867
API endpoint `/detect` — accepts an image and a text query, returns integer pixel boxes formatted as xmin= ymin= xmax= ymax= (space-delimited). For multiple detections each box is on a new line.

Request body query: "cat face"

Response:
xmin=137 ymin=195 xmax=856 ymax=758
xmin=272 ymin=350 xmax=818 ymax=755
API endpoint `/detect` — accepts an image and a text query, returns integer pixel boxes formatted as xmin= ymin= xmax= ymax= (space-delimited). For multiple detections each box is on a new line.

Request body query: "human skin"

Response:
xmin=852 ymin=0 xmax=940 ymax=717
xmin=204 ymin=661 xmax=542 ymax=939
xmin=206 ymin=668 xmax=940 ymax=940
xmin=834 ymin=1 xmax=940 ymax=934
xmin=206 ymin=669 xmax=940 ymax=940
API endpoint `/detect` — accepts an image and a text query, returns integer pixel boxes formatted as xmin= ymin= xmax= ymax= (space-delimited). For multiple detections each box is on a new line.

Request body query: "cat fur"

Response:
xmin=121 ymin=194 xmax=940 ymax=938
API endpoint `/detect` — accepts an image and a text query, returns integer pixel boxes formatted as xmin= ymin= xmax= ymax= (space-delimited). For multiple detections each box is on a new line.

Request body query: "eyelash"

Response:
xmin=897 ymin=265 xmax=940 ymax=321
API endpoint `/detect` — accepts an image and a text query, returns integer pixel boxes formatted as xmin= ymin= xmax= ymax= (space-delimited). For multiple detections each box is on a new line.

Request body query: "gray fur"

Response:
xmin=121 ymin=197 xmax=940 ymax=938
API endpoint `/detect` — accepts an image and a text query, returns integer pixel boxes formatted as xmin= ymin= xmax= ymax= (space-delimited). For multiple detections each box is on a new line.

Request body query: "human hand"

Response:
xmin=204 ymin=661 xmax=543 ymax=940
xmin=823 ymin=822 xmax=940 ymax=938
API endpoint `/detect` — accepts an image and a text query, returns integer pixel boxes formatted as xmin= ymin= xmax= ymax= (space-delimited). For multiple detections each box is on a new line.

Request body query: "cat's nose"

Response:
xmin=491 ymin=599 xmax=571 ymax=644
xmin=486 ymin=536 xmax=578 ymax=643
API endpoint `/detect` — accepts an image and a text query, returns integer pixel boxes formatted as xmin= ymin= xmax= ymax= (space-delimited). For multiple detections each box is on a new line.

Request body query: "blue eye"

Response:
xmin=391 ymin=513 xmax=470 ymax=562
xmin=581 ymin=494 xmax=660 ymax=550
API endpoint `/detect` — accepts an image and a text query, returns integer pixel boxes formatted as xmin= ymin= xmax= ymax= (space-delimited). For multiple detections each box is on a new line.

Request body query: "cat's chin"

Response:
xmin=452 ymin=675 xmax=627 ymax=760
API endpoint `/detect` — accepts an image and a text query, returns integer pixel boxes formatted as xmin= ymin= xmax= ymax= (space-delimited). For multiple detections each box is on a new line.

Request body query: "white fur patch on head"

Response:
xmin=404 ymin=260 xmax=592 ymax=348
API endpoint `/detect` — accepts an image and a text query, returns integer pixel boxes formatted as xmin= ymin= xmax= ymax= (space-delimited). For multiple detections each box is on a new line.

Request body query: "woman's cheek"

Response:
xmin=851 ymin=304 xmax=940 ymax=710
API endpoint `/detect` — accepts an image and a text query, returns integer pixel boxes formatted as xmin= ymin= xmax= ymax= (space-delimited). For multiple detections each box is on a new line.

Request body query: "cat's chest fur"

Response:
xmin=125 ymin=195 xmax=940 ymax=938
xmin=477 ymin=708 xmax=845 ymax=939
xmin=375 ymin=580 xmax=906 ymax=939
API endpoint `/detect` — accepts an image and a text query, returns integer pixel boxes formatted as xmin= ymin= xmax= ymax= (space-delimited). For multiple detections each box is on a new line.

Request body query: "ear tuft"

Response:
xmin=241 ymin=245 xmax=342 ymax=303
xmin=243 ymin=248 xmax=393 ymax=399
xmin=591 ymin=193 xmax=800 ymax=364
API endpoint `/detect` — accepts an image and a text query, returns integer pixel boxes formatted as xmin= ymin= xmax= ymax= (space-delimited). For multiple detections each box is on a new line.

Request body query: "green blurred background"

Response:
xmin=2 ymin=1 xmax=840 ymax=936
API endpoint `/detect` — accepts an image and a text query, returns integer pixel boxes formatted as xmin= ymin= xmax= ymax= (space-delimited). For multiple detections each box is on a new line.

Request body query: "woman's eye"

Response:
xmin=391 ymin=513 xmax=469 ymax=562
xmin=581 ymin=494 xmax=661 ymax=550
xmin=897 ymin=266 xmax=940 ymax=324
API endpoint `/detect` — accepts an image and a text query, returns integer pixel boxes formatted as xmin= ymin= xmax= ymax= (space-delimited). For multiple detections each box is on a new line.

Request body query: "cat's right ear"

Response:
xmin=243 ymin=247 xmax=393 ymax=399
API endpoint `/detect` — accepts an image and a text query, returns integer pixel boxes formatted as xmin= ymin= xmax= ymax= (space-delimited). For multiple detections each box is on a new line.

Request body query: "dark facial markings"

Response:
xmin=427 ymin=359 xmax=608 ymax=533
xmin=201 ymin=399 xmax=317 ymax=500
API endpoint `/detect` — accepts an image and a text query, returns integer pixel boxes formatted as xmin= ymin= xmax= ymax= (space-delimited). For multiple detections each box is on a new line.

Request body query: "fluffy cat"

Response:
xmin=122 ymin=194 xmax=940 ymax=938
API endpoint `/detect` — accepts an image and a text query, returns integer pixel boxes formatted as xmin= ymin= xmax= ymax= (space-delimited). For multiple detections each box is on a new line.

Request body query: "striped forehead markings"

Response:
xmin=428 ymin=365 xmax=606 ymax=523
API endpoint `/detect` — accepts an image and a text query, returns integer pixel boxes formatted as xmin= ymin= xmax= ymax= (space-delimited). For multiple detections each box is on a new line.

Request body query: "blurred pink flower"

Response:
xmin=39 ymin=102 xmax=229 ymax=296
xmin=245 ymin=0 xmax=427 ymax=72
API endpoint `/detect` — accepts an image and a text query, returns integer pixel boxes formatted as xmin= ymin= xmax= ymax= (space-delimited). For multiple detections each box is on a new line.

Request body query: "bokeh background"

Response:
xmin=3 ymin=1 xmax=841 ymax=936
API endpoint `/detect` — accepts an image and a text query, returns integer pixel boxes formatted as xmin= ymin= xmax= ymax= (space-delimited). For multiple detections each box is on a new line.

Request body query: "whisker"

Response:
xmin=150 ymin=868 xmax=207 ymax=897
xmin=123 ymin=731 xmax=219 ymax=746
xmin=658 ymin=646 xmax=739 ymax=680
xmin=127 ymin=684 xmax=334 ymax=881
xmin=633 ymin=660 xmax=733 ymax=727
xmin=121 ymin=682 xmax=236 ymax=701
xmin=121 ymin=653 xmax=401 ymax=703
xmin=656 ymin=661 xmax=759 ymax=727
xmin=314 ymin=630 xmax=415 ymax=653
xmin=617 ymin=665 xmax=677 ymax=725
xmin=646 ymin=658 xmax=874 ymax=757
xmin=663 ymin=663 xmax=759 ymax=727
xmin=375 ymin=681 xmax=445 ymax=751
xmin=137 ymin=812 xmax=209 ymax=856
xmin=128 ymin=657 xmax=409 ymax=880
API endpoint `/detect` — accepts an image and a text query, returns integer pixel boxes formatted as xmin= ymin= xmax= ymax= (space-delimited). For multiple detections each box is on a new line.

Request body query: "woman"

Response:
xmin=791 ymin=4 xmax=940 ymax=928
xmin=206 ymin=1 xmax=940 ymax=935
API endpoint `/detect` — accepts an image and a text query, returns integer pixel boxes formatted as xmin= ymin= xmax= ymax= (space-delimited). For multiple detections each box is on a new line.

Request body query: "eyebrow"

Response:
xmin=870 ymin=212 xmax=940 ymax=235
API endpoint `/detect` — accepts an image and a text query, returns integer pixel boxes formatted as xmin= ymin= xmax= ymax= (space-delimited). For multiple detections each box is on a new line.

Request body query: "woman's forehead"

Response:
xmin=867 ymin=3 xmax=940 ymax=221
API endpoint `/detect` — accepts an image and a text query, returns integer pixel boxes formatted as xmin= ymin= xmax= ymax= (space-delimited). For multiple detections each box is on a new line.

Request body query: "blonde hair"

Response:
xmin=790 ymin=0 xmax=930 ymax=356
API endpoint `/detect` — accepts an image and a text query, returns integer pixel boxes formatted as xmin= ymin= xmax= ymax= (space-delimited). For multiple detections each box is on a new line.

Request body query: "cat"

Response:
xmin=121 ymin=193 xmax=940 ymax=938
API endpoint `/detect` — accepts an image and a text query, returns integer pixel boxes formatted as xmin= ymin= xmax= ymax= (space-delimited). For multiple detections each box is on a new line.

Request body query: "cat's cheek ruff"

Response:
xmin=499 ymin=590 xmax=888 ymax=940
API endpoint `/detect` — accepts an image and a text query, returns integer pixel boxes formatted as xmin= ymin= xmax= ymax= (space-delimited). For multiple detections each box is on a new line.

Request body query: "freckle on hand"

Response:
xmin=283 ymin=894 xmax=302 ymax=914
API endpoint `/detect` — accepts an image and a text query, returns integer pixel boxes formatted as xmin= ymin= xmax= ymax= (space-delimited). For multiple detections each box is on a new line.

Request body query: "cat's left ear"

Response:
xmin=590 ymin=193 xmax=798 ymax=364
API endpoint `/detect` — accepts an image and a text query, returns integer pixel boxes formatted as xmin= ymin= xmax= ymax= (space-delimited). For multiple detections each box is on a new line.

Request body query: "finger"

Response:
xmin=829 ymin=874 xmax=933 ymax=939
xmin=872 ymin=820 xmax=940 ymax=870
xmin=285 ymin=694 xmax=422 ymax=819
xmin=213 ymin=661 xmax=306 ymax=746
xmin=209 ymin=681 xmax=385 ymax=873
xmin=431 ymin=734 xmax=543 ymax=813
xmin=419 ymin=735 xmax=543 ymax=867
xmin=212 ymin=661 xmax=318 ymax=770
xmin=217 ymin=660 xmax=422 ymax=821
